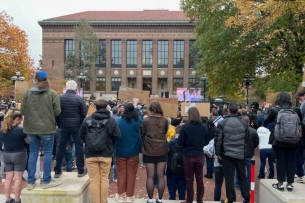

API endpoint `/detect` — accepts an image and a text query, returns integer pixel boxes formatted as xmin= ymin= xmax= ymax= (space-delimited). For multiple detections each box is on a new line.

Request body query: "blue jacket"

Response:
xmin=116 ymin=113 xmax=143 ymax=157
xmin=57 ymin=90 xmax=87 ymax=128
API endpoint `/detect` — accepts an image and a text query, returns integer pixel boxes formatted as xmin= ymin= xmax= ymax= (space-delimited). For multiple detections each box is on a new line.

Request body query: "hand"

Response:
xmin=218 ymin=156 xmax=222 ymax=160
xmin=207 ymin=154 xmax=212 ymax=158
xmin=132 ymin=102 xmax=138 ymax=108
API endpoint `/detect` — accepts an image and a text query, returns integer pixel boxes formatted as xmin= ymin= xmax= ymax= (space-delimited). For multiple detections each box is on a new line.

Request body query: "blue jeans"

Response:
xmin=295 ymin=146 xmax=305 ymax=177
xmin=62 ymin=144 xmax=73 ymax=172
xmin=235 ymin=157 xmax=251 ymax=187
xmin=205 ymin=155 xmax=214 ymax=175
xmin=28 ymin=134 xmax=54 ymax=184
xmin=54 ymin=127 xmax=84 ymax=173
xmin=112 ymin=151 xmax=117 ymax=180
xmin=259 ymin=148 xmax=274 ymax=178
xmin=166 ymin=172 xmax=186 ymax=200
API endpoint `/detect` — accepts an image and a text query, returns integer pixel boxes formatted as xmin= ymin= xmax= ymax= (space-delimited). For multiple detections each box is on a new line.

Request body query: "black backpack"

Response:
xmin=169 ymin=139 xmax=184 ymax=174
xmin=85 ymin=118 xmax=109 ymax=153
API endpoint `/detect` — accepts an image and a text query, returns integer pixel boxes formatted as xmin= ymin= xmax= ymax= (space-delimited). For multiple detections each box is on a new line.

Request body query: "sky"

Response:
xmin=1 ymin=0 xmax=181 ymax=67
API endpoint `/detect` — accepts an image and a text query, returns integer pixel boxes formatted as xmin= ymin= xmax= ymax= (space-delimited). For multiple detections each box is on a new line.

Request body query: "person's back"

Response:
xmin=20 ymin=71 xmax=61 ymax=190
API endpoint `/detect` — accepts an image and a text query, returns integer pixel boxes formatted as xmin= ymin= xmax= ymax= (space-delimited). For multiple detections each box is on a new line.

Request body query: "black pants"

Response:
xmin=273 ymin=146 xmax=297 ymax=184
xmin=222 ymin=156 xmax=250 ymax=203
xmin=214 ymin=166 xmax=224 ymax=201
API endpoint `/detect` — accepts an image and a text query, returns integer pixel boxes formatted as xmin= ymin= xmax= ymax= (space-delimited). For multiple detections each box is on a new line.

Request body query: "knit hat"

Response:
xmin=35 ymin=71 xmax=48 ymax=80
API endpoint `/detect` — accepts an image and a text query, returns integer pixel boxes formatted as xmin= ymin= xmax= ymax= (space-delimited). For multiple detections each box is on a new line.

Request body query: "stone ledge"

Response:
xmin=108 ymin=199 xmax=242 ymax=203
xmin=259 ymin=179 xmax=305 ymax=203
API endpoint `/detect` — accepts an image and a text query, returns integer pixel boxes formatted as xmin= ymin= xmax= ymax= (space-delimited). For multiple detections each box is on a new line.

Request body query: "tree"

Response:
xmin=0 ymin=11 xmax=32 ymax=98
xmin=181 ymin=0 xmax=305 ymax=100
xmin=72 ymin=19 xmax=99 ymax=81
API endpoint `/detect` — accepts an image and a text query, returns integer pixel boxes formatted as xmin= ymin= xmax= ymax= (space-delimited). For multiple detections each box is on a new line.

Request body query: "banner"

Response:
xmin=177 ymin=87 xmax=201 ymax=102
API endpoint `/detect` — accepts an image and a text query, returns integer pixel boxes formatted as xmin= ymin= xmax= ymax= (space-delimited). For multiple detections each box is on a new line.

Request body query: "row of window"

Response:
xmin=65 ymin=39 xmax=196 ymax=69
xmin=65 ymin=77 xmax=198 ymax=92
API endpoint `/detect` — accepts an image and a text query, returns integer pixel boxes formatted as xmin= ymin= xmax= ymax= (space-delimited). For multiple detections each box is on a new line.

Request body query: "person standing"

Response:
xmin=79 ymin=99 xmax=121 ymax=203
xmin=178 ymin=107 xmax=207 ymax=203
xmin=264 ymin=92 xmax=301 ymax=191
xmin=0 ymin=110 xmax=28 ymax=203
xmin=21 ymin=71 xmax=61 ymax=190
xmin=141 ymin=101 xmax=169 ymax=203
xmin=214 ymin=103 xmax=250 ymax=203
xmin=54 ymin=80 xmax=87 ymax=178
xmin=115 ymin=103 xmax=142 ymax=203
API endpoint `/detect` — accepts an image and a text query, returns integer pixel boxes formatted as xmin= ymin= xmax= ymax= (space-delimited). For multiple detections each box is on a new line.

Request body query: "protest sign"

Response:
xmin=15 ymin=81 xmax=33 ymax=100
xmin=181 ymin=102 xmax=210 ymax=117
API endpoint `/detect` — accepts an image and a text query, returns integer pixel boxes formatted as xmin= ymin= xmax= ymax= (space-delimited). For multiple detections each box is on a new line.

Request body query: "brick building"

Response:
xmin=38 ymin=10 xmax=196 ymax=97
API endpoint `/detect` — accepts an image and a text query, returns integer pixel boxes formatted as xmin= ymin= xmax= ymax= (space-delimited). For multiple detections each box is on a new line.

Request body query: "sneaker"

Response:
xmin=54 ymin=171 xmax=62 ymax=178
xmin=77 ymin=169 xmax=87 ymax=177
xmin=5 ymin=198 xmax=15 ymax=203
xmin=115 ymin=194 xmax=124 ymax=203
xmin=272 ymin=182 xmax=284 ymax=191
xmin=113 ymin=178 xmax=117 ymax=183
xmin=126 ymin=196 xmax=134 ymax=203
xmin=297 ymin=176 xmax=304 ymax=183
xmin=27 ymin=183 xmax=36 ymax=190
xmin=220 ymin=199 xmax=229 ymax=203
xmin=287 ymin=183 xmax=293 ymax=192
xmin=42 ymin=179 xmax=61 ymax=189
xmin=141 ymin=163 xmax=146 ymax=167
xmin=72 ymin=165 xmax=77 ymax=170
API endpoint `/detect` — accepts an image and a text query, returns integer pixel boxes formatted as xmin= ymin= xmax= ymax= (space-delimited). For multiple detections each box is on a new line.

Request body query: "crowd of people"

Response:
xmin=0 ymin=71 xmax=304 ymax=203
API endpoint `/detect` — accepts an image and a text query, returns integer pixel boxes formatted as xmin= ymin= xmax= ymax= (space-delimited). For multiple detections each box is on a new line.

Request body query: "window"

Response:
xmin=80 ymin=42 xmax=90 ymax=67
xmin=189 ymin=78 xmax=199 ymax=87
xmin=127 ymin=40 xmax=137 ymax=68
xmin=158 ymin=40 xmax=168 ymax=68
xmin=96 ymin=40 xmax=106 ymax=67
xmin=96 ymin=77 xmax=106 ymax=91
xmin=80 ymin=80 xmax=90 ymax=91
xmin=173 ymin=78 xmax=183 ymax=93
xmin=65 ymin=77 xmax=74 ymax=81
xmin=189 ymin=40 xmax=196 ymax=68
xmin=65 ymin=40 xmax=75 ymax=61
xmin=111 ymin=40 xmax=122 ymax=68
xmin=142 ymin=40 xmax=153 ymax=68
xmin=173 ymin=40 xmax=185 ymax=68
xmin=111 ymin=77 xmax=121 ymax=91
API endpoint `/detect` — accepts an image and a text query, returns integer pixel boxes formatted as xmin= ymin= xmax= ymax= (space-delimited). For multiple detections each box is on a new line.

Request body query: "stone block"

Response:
xmin=21 ymin=172 xmax=90 ymax=203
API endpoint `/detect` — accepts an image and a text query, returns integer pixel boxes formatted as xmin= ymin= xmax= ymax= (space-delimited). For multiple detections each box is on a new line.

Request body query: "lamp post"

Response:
xmin=11 ymin=72 xmax=25 ymax=84
xmin=243 ymin=73 xmax=255 ymax=105
xmin=77 ymin=72 xmax=86 ymax=98
xmin=200 ymin=74 xmax=207 ymax=102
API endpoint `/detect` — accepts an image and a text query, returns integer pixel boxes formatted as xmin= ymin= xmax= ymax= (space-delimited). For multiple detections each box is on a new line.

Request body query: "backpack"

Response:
xmin=85 ymin=118 xmax=109 ymax=153
xmin=248 ymin=114 xmax=259 ymax=130
xmin=274 ymin=107 xmax=302 ymax=144
xmin=169 ymin=139 xmax=184 ymax=174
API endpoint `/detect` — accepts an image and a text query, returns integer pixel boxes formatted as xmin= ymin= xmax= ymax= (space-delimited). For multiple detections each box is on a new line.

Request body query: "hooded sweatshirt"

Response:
xmin=20 ymin=87 xmax=61 ymax=135
xmin=257 ymin=127 xmax=272 ymax=150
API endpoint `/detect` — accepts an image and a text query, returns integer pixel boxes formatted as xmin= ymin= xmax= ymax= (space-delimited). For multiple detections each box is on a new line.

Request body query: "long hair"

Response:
xmin=275 ymin=92 xmax=292 ymax=106
xmin=122 ymin=103 xmax=139 ymax=123
xmin=149 ymin=101 xmax=164 ymax=116
xmin=1 ymin=110 xmax=22 ymax=133
xmin=188 ymin=107 xmax=202 ymax=124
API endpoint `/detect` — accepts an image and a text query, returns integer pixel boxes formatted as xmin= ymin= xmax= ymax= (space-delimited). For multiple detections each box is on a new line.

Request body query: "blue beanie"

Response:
xmin=36 ymin=71 xmax=48 ymax=80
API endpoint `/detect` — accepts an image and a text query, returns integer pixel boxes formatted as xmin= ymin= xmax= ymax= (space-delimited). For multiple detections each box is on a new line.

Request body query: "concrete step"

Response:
xmin=108 ymin=199 xmax=242 ymax=203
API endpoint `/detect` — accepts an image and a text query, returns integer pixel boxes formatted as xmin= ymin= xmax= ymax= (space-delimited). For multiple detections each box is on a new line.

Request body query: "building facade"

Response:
xmin=39 ymin=10 xmax=197 ymax=96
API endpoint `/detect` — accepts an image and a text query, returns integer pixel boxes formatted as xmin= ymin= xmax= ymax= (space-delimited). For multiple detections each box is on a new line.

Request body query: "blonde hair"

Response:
xmin=1 ymin=110 xmax=22 ymax=133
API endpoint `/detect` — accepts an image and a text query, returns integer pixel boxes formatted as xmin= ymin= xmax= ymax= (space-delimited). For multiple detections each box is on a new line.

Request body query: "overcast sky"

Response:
xmin=1 ymin=0 xmax=181 ymax=67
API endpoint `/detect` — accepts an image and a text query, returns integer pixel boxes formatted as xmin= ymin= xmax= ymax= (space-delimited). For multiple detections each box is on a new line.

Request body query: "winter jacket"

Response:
xmin=57 ymin=90 xmax=87 ymax=128
xmin=21 ymin=87 xmax=61 ymax=135
xmin=264 ymin=105 xmax=301 ymax=148
xmin=141 ymin=113 xmax=170 ymax=156
xmin=246 ymin=126 xmax=259 ymax=158
xmin=79 ymin=109 xmax=121 ymax=158
xmin=215 ymin=114 xmax=249 ymax=160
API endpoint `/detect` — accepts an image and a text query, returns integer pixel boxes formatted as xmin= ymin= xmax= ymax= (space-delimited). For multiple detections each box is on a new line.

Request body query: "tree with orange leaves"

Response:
xmin=0 ymin=11 xmax=33 ymax=98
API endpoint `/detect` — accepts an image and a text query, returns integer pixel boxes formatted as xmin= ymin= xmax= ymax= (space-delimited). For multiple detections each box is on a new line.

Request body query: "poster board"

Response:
xmin=87 ymin=104 xmax=96 ymax=116
xmin=118 ymin=86 xmax=150 ymax=104
xmin=181 ymin=102 xmax=210 ymax=117
xmin=266 ymin=92 xmax=292 ymax=104
xmin=147 ymin=98 xmax=179 ymax=118
xmin=15 ymin=81 xmax=33 ymax=100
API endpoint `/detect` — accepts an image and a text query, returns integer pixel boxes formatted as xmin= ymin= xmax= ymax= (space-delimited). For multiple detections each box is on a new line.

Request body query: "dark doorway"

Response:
xmin=143 ymin=83 xmax=152 ymax=95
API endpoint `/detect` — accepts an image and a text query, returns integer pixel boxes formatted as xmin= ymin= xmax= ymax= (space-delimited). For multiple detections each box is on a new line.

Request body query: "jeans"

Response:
xmin=86 ymin=156 xmax=112 ymax=203
xmin=222 ymin=156 xmax=250 ymax=203
xmin=273 ymin=146 xmax=297 ymax=184
xmin=166 ymin=171 xmax=186 ymax=200
xmin=214 ymin=166 xmax=224 ymax=201
xmin=112 ymin=152 xmax=117 ymax=180
xmin=205 ymin=155 xmax=214 ymax=175
xmin=295 ymin=146 xmax=305 ymax=177
xmin=28 ymin=134 xmax=54 ymax=184
xmin=259 ymin=148 xmax=274 ymax=178
xmin=54 ymin=127 xmax=84 ymax=173
xmin=235 ymin=157 xmax=252 ymax=187
xmin=62 ymin=144 xmax=73 ymax=172
xmin=183 ymin=154 xmax=204 ymax=203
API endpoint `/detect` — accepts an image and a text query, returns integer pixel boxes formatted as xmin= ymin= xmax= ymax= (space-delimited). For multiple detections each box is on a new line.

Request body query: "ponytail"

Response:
xmin=1 ymin=110 xmax=22 ymax=133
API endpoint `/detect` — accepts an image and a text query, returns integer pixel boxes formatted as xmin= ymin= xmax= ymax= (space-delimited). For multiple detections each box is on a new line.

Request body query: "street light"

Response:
xmin=11 ymin=71 xmax=25 ymax=84
xmin=243 ymin=73 xmax=255 ymax=105
xmin=200 ymin=74 xmax=207 ymax=102
xmin=78 ymin=72 xmax=86 ymax=98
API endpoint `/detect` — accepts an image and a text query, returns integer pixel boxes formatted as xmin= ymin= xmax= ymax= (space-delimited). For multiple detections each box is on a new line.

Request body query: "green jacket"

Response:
xmin=20 ymin=87 xmax=61 ymax=135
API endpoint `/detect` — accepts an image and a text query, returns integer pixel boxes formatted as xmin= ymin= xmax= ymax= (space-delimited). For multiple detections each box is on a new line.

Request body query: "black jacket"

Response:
xmin=246 ymin=126 xmax=259 ymax=158
xmin=264 ymin=105 xmax=302 ymax=148
xmin=79 ymin=109 xmax=121 ymax=158
xmin=215 ymin=114 xmax=249 ymax=160
xmin=57 ymin=90 xmax=87 ymax=128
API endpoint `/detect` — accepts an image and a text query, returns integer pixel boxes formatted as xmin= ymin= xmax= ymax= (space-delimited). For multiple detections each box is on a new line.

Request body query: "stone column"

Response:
xmin=152 ymin=40 xmax=158 ymax=95
xmin=183 ymin=40 xmax=190 ymax=87
xmin=136 ymin=40 xmax=143 ymax=90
